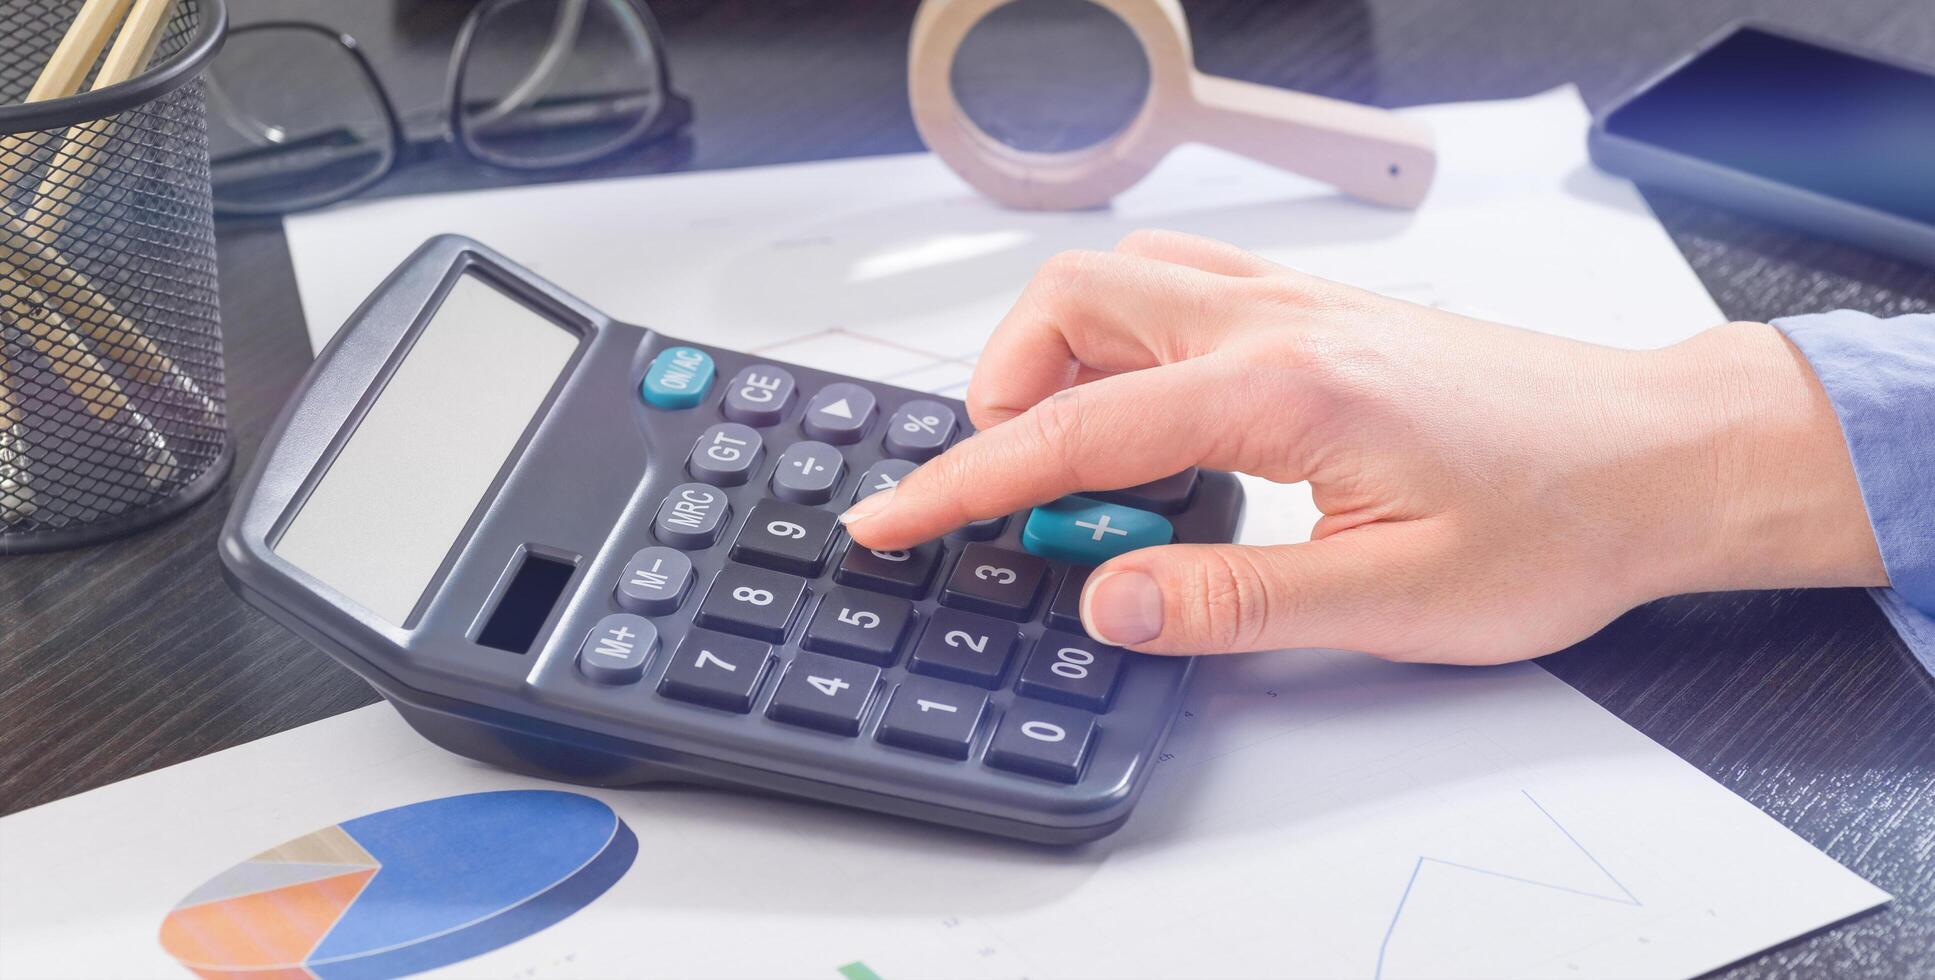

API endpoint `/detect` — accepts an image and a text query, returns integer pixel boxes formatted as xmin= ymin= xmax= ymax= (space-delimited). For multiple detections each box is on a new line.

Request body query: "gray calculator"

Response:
xmin=221 ymin=236 xmax=1243 ymax=843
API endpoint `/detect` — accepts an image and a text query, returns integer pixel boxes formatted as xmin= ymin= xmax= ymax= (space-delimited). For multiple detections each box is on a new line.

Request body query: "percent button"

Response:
xmin=884 ymin=399 xmax=958 ymax=461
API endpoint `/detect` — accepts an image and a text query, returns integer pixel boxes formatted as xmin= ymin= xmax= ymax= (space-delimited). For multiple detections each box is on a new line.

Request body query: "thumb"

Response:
xmin=1080 ymin=527 xmax=1435 ymax=656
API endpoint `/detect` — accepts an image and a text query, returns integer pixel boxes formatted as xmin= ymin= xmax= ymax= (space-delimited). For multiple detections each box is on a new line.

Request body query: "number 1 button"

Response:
xmin=766 ymin=652 xmax=881 ymax=736
xmin=876 ymin=677 xmax=989 ymax=760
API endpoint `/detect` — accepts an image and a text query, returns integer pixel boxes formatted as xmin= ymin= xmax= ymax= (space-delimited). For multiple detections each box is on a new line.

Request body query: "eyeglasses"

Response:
xmin=205 ymin=0 xmax=691 ymax=215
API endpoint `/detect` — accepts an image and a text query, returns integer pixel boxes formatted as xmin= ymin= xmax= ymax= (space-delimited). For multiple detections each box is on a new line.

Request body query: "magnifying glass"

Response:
xmin=910 ymin=0 xmax=1436 ymax=210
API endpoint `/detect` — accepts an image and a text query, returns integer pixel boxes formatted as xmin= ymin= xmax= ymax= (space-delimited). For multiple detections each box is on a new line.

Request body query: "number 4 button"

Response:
xmin=766 ymin=652 xmax=881 ymax=736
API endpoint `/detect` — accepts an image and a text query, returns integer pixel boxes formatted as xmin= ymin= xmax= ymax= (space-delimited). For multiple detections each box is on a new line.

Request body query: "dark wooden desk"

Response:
xmin=4 ymin=1 xmax=1933 ymax=976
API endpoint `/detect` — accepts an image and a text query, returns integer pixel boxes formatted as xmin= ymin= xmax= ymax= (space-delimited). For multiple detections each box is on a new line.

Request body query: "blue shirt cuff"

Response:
xmin=1774 ymin=310 xmax=1935 ymax=674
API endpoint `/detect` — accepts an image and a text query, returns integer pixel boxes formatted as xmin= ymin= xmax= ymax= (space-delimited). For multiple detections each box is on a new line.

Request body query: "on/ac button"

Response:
xmin=641 ymin=346 xmax=715 ymax=409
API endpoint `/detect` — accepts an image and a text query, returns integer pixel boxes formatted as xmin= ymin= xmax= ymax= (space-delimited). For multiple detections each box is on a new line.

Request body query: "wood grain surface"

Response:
xmin=3 ymin=2 xmax=1932 ymax=976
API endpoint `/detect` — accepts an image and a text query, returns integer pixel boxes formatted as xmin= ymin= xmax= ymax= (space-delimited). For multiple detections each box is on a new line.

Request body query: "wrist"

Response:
xmin=1646 ymin=321 xmax=1886 ymax=597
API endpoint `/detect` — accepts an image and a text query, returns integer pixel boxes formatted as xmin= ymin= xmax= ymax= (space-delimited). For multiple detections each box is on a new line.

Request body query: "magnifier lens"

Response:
xmin=457 ymin=0 xmax=666 ymax=169
xmin=949 ymin=0 xmax=1150 ymax=153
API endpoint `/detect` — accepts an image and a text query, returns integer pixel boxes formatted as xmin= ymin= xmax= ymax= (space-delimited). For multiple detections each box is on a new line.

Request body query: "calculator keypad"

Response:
xmin=729 ymin=500 xmax=837 ymax=576
xmin=766 ymin=651 xmax=881 ymax=736
xmin=941 ymin=543 xmax=1048 ymax=620
xmin=658 ymin=629 xmax=773 ymax=712
xmin=601 ymin=341 xmax=1217 ymax=805
xmin=909 ymin=609 xmax=1018 ymax=688
xmin=802 ymin=587 xmax=915 ymax=666
xmin=695 ymin=564 xmax=806 ymax=641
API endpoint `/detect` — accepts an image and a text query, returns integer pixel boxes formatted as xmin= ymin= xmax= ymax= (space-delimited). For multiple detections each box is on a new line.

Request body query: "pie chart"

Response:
xmin=158 ymin=791 xmax=637 ymax=979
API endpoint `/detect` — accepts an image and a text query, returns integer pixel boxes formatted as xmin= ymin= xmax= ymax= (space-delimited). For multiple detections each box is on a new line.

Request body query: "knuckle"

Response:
xmin=1026 ymin=387 xmax=1088 ymax=462
xmin=1115 ymin=228 xmax=1177 ymax=255
xmin=1034 ymin=249 xmax=1110 ymax=297
xmin=1167 ymin=548 xmax=1274 ymax=651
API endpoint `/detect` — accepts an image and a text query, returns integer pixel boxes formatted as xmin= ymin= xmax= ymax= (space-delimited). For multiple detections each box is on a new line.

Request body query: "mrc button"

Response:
xmin=654 ymin=482 xmax=731 ymax=549
xmin=642 ymin=346 xmax=715 ymax=409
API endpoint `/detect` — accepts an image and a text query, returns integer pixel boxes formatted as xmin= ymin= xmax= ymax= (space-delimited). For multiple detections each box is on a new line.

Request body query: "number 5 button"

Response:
xmin=985 ymin=701 xmax=1096 ymax=783
xmin=1015 ymin=630 xmax=1125 ymax=711
xmin=766 ymin=652 xmax=881 ymax=736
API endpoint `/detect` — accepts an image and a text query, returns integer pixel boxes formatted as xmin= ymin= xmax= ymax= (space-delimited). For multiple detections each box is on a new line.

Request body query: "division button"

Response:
xmin=721 ymin=364 xmax=797 ymax=426
xmin=1015 ymin=630 xmax=1126 ymax=712
xmin=875 ymin=677 xmax=990 ymax=760
xmin=940 ymin=543 xmax=1048 ymax=620
xmin=1021 ymin=496 xmax=1173 ymax=565
xmin=653 ymin=482 xmax=731 ymax=549
xmin=802 ymin=382 xmax=877 ymax=444
xmin=577 ymin=614 xmax=659 ymax=685
xmin=951 ymin=515 xmax=1007 ymax=541
xmin=695 ymin=563 xmax=807 ymax=642
xmin=908 ymin=608 xmax=1017 ymax=688
xmin=687 ymin=422 xmax=764 ymax=486
xmin=613 ymin=546 xmax=695 ymax=615
xmin=854 ymin=458 xmax=916 ymax=502
xmin=765 ymin=651 xmax=883 ymax=737
xmin=771 ymin=440 xmax=846 ymax=504
xmin=802 ymin=586 xmax=916 ymax=666
xmin=657 ymin=628 xmax=773 ymax=713
xmin=730 ymin=499 xmax=839 ymax=576
xmin=641 ymin=345 xmax=715 ymax=409
xmin=1090 ymin=468 xmax=1200 ymax=514
xmin=883 ymin=399 xmax=958 ymax=461
xmin=984 ymin=701 xmax=1096 ymax=783
xmin=834 ymin=539 xmax=943 ymax=599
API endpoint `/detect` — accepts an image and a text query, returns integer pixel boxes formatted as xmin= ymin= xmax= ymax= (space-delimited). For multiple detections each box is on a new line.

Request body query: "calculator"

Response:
xmin=221 ymin=236 xmax=1244 ymax=843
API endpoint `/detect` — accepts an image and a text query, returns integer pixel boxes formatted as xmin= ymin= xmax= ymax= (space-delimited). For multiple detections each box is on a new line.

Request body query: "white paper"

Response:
xmin=0 ymin=88 xmax=1886 ymax=980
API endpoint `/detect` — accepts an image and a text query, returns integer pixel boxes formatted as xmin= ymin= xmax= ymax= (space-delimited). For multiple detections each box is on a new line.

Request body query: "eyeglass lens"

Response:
xmin=457 ymin=0 xmax=667 ymax=169
xmin=205 ymin=27 xmax=396 ymax=213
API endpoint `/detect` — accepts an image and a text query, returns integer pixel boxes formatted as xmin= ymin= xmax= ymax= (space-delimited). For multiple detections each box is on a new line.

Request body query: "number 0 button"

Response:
xmin=985 ymin=701 xmax=1096 ymax=783
xmin=766 ymin=651 xmax=881 ymax=736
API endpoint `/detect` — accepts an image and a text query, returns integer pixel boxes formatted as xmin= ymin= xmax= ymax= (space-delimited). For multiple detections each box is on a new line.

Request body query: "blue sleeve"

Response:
xmin=1774 ymin=310 xmax=1935 ymax=676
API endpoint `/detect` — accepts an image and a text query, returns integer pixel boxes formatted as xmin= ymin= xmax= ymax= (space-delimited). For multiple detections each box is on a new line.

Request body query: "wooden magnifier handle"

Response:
xmin=1184 ymin=74 xmax=1436 ymax=208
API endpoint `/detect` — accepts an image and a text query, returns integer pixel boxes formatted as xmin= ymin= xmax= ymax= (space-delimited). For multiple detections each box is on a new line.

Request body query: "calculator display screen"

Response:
xmin=275 ymin=274 xmax=579 ymax=625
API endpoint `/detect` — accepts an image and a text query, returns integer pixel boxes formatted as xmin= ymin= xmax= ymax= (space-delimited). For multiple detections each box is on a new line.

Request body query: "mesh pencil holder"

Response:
xmin=0 ymin=0 xmax=229 ymax=554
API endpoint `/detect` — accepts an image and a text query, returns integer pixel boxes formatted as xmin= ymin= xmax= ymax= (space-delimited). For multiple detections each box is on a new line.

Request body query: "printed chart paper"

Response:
xmin=0 ymin=89 xmax=1887 ymax=980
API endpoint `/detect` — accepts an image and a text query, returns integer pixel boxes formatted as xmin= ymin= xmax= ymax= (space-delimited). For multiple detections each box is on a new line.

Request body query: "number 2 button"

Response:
xmin=766 ymin=652 xmax=881 ymax=736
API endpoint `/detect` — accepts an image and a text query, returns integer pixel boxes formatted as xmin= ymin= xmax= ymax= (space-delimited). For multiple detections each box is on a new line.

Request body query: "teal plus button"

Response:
xmin=641 ymin=346 xmax=715 ymax=409
xmin=1021 ymin=496 xmax=1172 ymax=565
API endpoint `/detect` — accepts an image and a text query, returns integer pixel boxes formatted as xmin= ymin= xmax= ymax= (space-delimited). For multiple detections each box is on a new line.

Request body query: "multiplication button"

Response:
xmin=654 ymin=483 xmax=731 ymax=549
xmin=854 ymin=458 xmax=914 ymax=502
xmin=613 ymin=546 xmax=694 ymax=615
xmin=722 ymin=365 xmax=796 ymax=426
xmin=985 ymin=701 xmax=1096 ymax=783
xmin=577 ymin=614 xmax=658 ymax=685
xmin=875 ymin=677 xmax=989 ymax=760
xmin=883 ymin=399 xmax=957 ymax=461
xmin=687 ymin=422 xmax=764 ymax=486
xmin=766 ymin=651 xmax=881 ymax=737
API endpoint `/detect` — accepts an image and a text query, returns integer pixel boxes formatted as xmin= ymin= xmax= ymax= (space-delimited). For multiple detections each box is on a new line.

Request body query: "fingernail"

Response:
xmin=839 ymin=487 xmax=895 ymax=526
xmin=1083 ymin=570 xmax=1164 ymax=646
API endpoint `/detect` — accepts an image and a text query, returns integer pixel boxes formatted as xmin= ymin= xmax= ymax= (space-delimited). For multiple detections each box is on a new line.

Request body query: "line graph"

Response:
xmin=1374 ymin=790 xmax=1640 ymax=979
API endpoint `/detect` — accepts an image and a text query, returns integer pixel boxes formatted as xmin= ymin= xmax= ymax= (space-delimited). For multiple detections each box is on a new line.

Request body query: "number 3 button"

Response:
xmin=767 ymin=652 xmax=881 ymax=736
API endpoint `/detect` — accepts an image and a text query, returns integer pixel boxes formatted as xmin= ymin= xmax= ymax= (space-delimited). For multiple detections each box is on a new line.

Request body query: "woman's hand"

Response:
xmin=839 ymin=230 xmax=1885 ymax=663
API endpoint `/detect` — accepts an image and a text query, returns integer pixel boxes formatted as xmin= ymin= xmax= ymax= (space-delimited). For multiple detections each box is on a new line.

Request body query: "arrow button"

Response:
xmin=802 ymin=383 xmax=876 ymax=444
